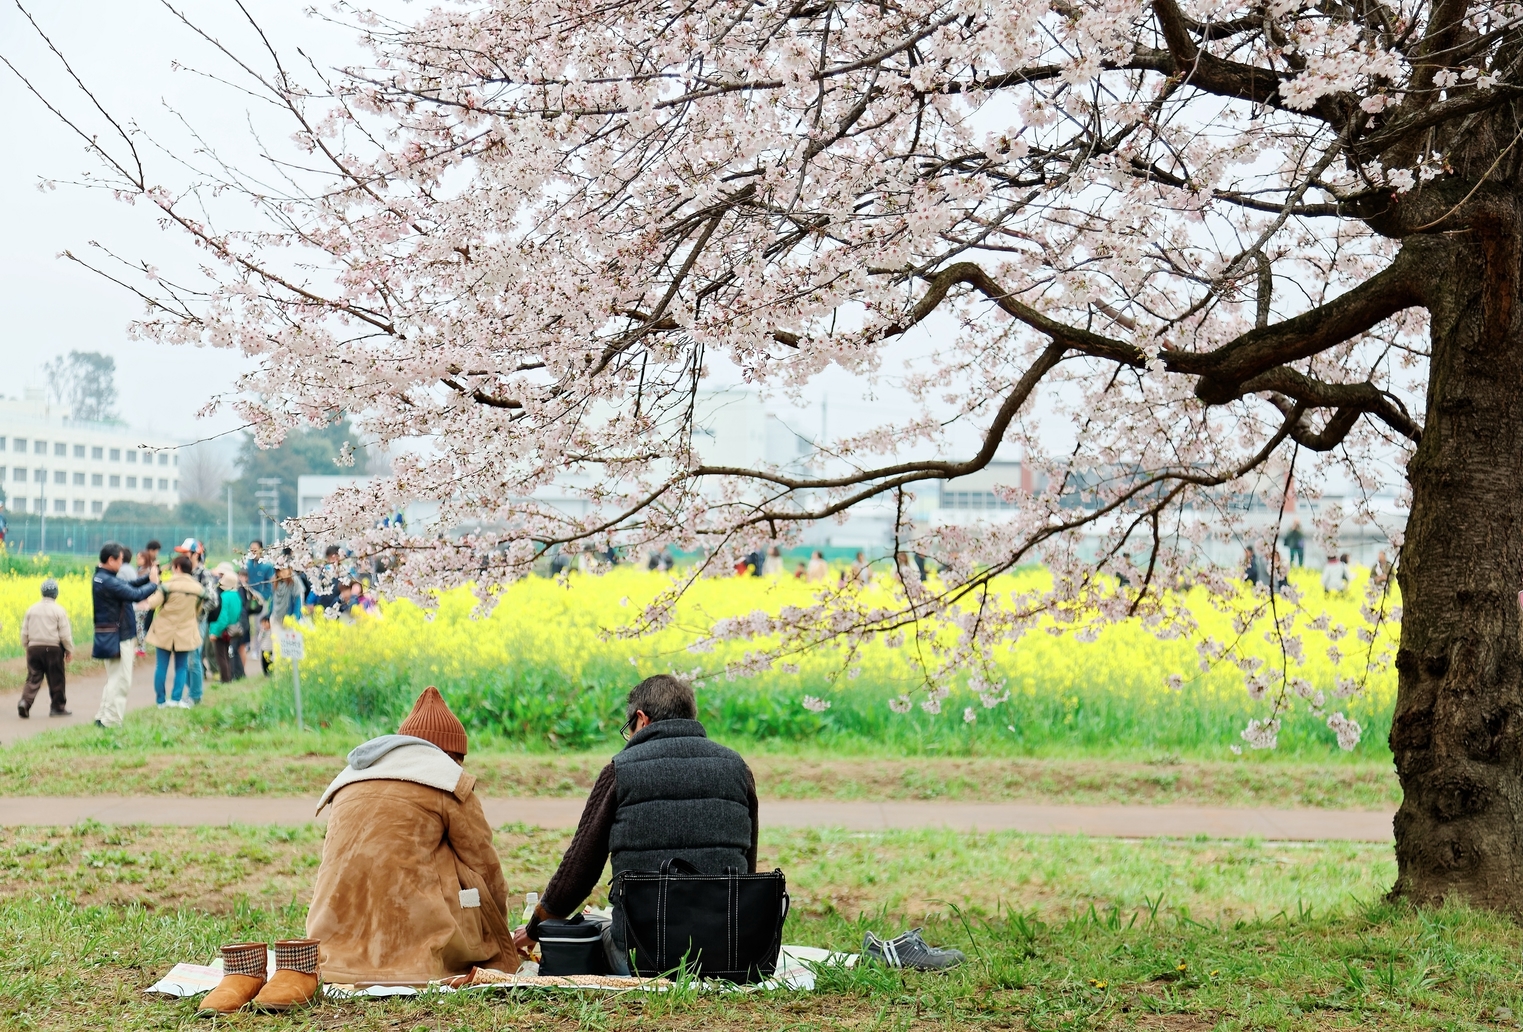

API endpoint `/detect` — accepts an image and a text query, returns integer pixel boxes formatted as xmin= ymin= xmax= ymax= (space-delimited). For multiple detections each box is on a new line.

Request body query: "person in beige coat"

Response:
xmin=144 ymin=555 xmax=208 ymax=708
xmin=306 ymin=686 xmax=520 ymax=986
xmin=19 ymin=578 xmax=74 ymax=718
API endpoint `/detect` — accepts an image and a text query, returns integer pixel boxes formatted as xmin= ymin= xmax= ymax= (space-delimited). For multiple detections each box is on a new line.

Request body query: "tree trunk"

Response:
xmin=1391 ymin=228 xmax=1523 ymax=910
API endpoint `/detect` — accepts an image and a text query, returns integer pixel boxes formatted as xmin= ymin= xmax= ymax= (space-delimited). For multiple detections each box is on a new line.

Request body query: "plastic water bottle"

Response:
xmin=522 ymin=891 xmax=539 ymax=924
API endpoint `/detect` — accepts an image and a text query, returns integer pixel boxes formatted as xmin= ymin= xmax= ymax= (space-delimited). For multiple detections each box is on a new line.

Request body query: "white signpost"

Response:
xmin=276 ymin=628 xmax=306 ymax=731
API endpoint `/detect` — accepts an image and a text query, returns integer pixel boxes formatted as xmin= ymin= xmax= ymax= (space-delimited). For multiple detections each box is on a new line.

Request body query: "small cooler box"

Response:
xmin=537 ymin=915 xmax=609 ymax=976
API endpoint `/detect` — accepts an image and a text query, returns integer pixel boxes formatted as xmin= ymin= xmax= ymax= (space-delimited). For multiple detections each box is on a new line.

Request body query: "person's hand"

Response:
xmin=512 ymin=925 xmax=534 ymax=956
xmin=62 ymin=651 xmax=71 ymax=664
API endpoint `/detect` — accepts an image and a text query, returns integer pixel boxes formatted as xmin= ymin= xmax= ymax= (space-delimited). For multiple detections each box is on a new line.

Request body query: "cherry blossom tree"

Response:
xmin=10 ymin=0 xmax=1523 ymax=909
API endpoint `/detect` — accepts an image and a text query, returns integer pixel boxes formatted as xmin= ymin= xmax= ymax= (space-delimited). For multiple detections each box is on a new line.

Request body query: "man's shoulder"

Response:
xmin=615 ymin=729 xmax=748 ymax=766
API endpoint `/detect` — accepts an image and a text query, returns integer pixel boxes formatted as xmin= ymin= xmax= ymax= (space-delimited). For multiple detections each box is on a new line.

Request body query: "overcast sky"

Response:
xmin=0 ymin=2 xmax=384 ymax=445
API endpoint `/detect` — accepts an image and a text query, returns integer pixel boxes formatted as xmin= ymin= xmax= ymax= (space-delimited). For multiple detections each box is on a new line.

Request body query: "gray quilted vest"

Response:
xmin=608 ymin=719 xmax=752 ymax=879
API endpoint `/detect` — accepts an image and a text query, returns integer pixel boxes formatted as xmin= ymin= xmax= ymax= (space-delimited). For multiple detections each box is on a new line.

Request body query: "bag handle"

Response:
xmin=659 ymin=857 xmax=702 ymax=876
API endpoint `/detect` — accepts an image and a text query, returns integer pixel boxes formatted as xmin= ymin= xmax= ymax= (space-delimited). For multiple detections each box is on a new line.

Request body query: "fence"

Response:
xmin=0 ymin=518 xmax=273 ymax=558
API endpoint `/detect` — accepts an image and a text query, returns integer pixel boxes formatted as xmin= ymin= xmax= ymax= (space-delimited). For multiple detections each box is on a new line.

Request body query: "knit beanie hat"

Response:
xmin=40 ymin=579 xmax=58 ymax=599
xmin=397 ymin=686 xmax=467 ymax=757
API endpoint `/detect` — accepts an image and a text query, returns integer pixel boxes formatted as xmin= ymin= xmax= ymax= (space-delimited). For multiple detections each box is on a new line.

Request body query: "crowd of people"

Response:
xmin=1237 ymin=521 xmax=1396 ymax=596
xmin=16 ymin=536 xmax=382 ymax=724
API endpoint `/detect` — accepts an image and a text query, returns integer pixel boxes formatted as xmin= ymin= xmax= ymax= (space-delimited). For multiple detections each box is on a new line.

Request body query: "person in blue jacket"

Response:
xmin=90 ymin=542 xmax=159 ymax=728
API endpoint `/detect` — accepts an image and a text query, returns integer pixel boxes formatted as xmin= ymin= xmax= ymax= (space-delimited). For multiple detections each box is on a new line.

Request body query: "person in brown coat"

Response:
xmin=19 ymin=579 xmax=73 ymax=718
xmin=144 ymin=555 xmax=208 ymax=707
xmin=305 ymin=686 xmax=519 ymax=986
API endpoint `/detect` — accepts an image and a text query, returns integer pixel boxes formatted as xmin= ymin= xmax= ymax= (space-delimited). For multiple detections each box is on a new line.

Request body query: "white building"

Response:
xmin=296 ymin=474 xmax=439 ymax=528
xmin=0 ymin=392 xmax=180 ymax=517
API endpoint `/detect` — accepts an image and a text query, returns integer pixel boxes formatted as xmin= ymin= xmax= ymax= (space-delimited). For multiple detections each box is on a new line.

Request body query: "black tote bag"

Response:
xmin=610 ymin=858 xmax=789 ymax=982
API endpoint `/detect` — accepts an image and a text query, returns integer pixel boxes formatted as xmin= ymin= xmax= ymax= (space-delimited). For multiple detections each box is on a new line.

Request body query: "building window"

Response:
xmin=33 ymin=440 xmax=46 ymax=454
xmin=91 ymin=500 xmax=102 ymax=514
xmin=143 ymin=480 xmax=154 ymax=492
xmin=92 ymin=473 xmax=103 ymax=487
xmin=0 ymin=438 xmax=5 ymax=451
xmin=53 ymin=470 xmax=67 ymax=485
xmin=126 ymin=476 xmax=137 ymax=489
xmin=12 ymin=439 xmax=25 ymax=451
xmin=11 ymin=467 xmax=24 ymax=481
xmin=172 ymin=454 xmax=178 ymax=466
xmin=109 ymin=475 xmax=120 ymax=488
xmin=158 ymin=478 xmax=168 ymax=490
xmin=92 ymin=446 xmax=103 ymax=460
xmin=110 ymin=448 xmax=120 ymax=461
xmin=53 ymin=442 xmax=67 ymax=457
xmin=12 ymin=499 xmax=24 ymax=512
xmin=33 ymin=498 xmax=43 ymax=511
xmin=73 ymin=472 xmax=85 ymax=486
xmin=173 ymin=479 xmax=179 ymax=490
xmin=74 ymin=444 xmax=85 ymax=458
xmin=33 ymin=469 xmax=45 ymax=483
xmin=127 ymin=450 xmax=137 ymax=464
xmin=73 ymin=500 xmax=85 ymax=514
xmin=53 ymin=499 xmax=66 ymax=513
xmin=158 ymin=453 xmax=169 ymax=466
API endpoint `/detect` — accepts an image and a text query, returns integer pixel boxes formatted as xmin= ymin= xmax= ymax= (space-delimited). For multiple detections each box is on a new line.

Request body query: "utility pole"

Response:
xmin=226 ymin=485 xmax=233 ymax=555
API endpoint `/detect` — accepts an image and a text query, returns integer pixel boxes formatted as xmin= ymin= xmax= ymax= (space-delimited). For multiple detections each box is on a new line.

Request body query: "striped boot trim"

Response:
xmin=272 ymin=939 xmax=320 ymax=976
xmin=221 ymin=942 xmax=269 ymax=978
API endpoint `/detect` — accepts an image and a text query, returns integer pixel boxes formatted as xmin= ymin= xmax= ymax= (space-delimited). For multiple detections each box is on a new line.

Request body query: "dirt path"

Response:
xmin=0 ymin=794 xmax=1396 ymax=841
xmin=0 ymin=653 xmax=159 ymax=745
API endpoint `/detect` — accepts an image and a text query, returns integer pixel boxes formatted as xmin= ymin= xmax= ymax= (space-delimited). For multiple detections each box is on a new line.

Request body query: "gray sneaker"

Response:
xmin=863 ymin=929 xmax=965 ymax=971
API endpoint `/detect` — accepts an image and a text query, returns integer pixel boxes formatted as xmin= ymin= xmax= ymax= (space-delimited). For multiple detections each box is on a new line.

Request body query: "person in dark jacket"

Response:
xmin=90 ymin=542 xmax=159 ymax=729
xmin=518 ymin=675 xmax=758 ymax=974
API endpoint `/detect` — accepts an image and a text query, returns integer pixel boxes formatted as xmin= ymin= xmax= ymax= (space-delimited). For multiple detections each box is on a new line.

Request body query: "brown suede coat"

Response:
xmin=306 ymin=775 xmax=518 ymax=985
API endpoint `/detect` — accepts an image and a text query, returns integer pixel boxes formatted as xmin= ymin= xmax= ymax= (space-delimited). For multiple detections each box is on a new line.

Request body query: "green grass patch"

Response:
xmin=0 ymin=822 xmax=1515 ymax=1030
xmin=0 ymin=683 xmax=1399 ymax=808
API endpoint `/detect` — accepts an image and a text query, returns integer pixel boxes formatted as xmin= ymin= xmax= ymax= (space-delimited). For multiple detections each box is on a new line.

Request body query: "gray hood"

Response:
xmin=346 ymin=734 xmax=444 ymax=770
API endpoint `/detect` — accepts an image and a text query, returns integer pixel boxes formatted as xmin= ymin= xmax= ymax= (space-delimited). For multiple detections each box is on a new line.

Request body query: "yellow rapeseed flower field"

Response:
xmin=278 ymin=565 xmax=1397 ymax=757
xmin=0 ymin=562 xmax=1396 ymax=756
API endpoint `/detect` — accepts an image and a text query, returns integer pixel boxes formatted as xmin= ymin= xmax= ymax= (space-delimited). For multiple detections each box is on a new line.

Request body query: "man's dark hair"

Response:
xmin=626 ymin=675 xmax=697 ymax=723
xmin=145 ymin=539 xmax=161 ymax=552
xmin=172 ymin=554 xmax=193 ymax=574
xmin=249 ymin=538 xmax=264 ymax=548
xmin=100 ymin=542 xmax=123 ymax=564
xmin=325 ymin=544 xmax=341 ymax=558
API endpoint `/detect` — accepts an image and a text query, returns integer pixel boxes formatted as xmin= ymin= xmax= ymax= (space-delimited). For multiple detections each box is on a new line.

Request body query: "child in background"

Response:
xmin=256 ymin=615 xmax=274 ymax=676
xmin=348 ymin=581 xmax=378 ymax=615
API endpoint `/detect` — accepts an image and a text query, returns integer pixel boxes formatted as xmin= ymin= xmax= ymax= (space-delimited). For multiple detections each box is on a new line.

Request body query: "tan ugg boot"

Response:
xmin=251 ymin=938 xmax=321 ymax=1012
xmin=196 ymin=942 xmax=268 ymax=1017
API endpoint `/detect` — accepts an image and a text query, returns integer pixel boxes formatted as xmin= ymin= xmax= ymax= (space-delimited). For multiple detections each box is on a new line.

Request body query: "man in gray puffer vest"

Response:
xmin=520 ymin=675 xmax=758 ymax=971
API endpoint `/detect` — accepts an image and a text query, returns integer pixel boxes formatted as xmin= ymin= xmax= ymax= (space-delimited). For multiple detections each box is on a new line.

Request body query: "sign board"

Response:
xmin=276 ymin=629 xmax=305 ymax=661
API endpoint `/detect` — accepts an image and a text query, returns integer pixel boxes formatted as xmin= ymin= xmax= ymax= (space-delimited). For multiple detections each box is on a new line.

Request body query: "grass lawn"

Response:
xmin=0 ymin=683 xmax=1399 ymax=810
xmin=1 ymin=821 xmax=1517 ymax=1030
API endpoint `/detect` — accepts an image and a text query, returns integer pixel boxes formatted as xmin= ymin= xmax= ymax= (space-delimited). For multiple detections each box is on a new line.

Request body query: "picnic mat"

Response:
xmin=146 ymin=945 xmax=855 ymax=998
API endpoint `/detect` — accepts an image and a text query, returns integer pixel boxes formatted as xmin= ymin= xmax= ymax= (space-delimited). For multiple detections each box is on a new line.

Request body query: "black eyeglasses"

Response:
xmin=620 ymin=713 xmax=639 ymax=741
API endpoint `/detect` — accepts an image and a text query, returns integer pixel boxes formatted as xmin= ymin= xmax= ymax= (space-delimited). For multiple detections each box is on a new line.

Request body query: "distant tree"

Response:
xmin=175 ymin=500 xmax=222 ymax=525
xmin=178 ymin=442 xmax=233 ymax=504
xmin=43 ymin=350 xmax=118 ymax=423
xmin=102 ymin=501 xmax=174 ymax=522
xmin=228 ymin=420 xmax=369 ymax=524
xmin=99 ymin=499 xmax=227 ymax=527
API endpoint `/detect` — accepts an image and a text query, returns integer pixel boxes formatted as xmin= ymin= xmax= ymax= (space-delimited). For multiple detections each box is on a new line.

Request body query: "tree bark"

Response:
xmin=1391 ymin=226 xmax=1523 ymax=909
